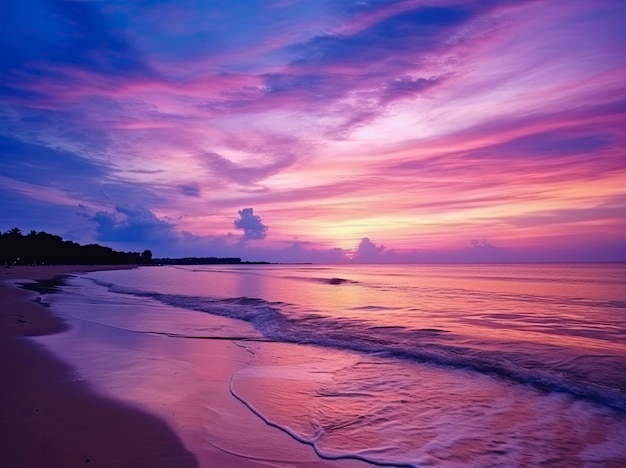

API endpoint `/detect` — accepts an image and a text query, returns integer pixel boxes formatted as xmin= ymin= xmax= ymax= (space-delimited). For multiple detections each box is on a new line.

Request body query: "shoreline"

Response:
xmin=0 ymin=266 xmax=367 ymax=467
xmin=0 ymin=265 xmax=200 ymax=467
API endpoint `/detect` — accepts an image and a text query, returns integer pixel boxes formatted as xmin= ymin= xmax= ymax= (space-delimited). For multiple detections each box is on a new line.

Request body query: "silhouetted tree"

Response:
xmin=0 ymin=228 xmax=149 ymax=266
xmin=141 ymin=249 xmax=152 ymax=263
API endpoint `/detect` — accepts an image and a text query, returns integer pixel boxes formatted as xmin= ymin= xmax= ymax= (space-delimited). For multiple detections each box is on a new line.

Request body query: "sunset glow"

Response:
xmin=1 ymin=0 xmax=625 ymax=262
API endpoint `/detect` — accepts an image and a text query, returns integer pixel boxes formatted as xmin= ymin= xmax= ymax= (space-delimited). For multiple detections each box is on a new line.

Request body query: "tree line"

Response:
xmin=0 ymin=228 xmax=152 ymax=266
xmin=153 ymin=257 xmax=269 ymax=265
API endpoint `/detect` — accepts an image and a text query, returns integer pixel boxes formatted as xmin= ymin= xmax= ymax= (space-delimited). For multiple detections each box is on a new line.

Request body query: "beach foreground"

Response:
xmin=0 ymin=266 xmax=369 ymax=467
xmin=0 ymin=266 xmax=198 ymax=467
xmin=3 ymin=264 xmax=626 ymax=466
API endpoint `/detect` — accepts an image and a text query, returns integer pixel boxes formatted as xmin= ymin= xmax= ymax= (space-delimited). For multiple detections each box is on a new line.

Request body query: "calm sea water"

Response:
xmin=41 ymin=264 xmax=626 ymax=466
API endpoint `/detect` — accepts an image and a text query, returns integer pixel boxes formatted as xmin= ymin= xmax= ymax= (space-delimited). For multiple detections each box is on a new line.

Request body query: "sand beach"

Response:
xmin=0 ymin=266 xmax=371 ymax=467
xmin=2 ymin=264 xmax=626 ymax=466
xmin=0 ymin=266 xmax=198 ymax=467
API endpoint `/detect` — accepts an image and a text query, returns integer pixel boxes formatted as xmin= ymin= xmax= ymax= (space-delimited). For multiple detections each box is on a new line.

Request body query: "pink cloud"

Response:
xmin=1 ymin=0 xmax=625 ymax=261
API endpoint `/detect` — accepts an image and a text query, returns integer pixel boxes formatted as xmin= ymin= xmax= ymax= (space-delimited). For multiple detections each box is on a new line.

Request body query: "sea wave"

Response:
xmin=91 ymin=279 xmax=626 ymax=411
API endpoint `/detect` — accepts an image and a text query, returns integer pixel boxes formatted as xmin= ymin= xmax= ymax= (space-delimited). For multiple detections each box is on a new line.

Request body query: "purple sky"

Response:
xmin=1 ymin=0 xmax=625 ymax=262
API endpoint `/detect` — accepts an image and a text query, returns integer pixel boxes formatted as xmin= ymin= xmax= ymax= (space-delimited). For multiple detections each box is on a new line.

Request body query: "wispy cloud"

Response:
xmin=0 ymin=0 xmax=624 ymax=261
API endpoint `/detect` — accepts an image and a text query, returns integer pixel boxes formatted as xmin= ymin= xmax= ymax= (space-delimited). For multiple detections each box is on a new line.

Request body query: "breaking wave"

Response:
xmin=90 ymin=278 xmax=626 ymax=411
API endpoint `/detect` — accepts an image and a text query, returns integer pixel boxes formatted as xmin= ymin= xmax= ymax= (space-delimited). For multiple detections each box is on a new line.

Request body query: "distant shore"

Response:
xmin=0 ymin=265 xmax=200 ymax=467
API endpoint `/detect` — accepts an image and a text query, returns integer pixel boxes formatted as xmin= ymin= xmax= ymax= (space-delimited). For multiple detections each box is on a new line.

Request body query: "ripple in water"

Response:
xmin=230 ymin=342 xmax=626 ymax=467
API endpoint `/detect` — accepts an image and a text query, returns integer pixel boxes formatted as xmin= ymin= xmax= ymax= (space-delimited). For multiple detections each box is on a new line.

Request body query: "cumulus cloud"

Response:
xmin=355 ymin=237 xmax=385 ymax=262
xmin=86 ymin=204 xmax=176 ymax=243
xmin=234 ymin=208 xmax=268 ymax=240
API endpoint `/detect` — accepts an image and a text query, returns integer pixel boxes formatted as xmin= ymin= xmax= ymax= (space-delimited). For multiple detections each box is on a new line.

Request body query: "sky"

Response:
xmin=1 ymin=0 xmax=625 ymax=263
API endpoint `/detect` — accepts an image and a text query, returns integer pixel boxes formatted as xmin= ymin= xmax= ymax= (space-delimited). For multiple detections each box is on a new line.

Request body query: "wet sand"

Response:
xmin=0 ymin=266 xmax=366 ymax=467
xmin=0 ymin=266 xmax=199 ymax=467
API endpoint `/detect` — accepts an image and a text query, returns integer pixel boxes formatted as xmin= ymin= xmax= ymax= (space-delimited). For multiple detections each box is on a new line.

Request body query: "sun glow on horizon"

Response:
xmin=0 ymin=0 xmax=624 ymax=262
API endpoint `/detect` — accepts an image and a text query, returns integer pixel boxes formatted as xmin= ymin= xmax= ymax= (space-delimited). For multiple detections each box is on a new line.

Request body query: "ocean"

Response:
xmin=30 ymin=264 xmax=626 ymax=466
